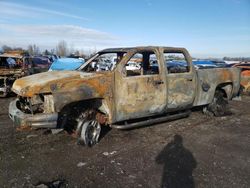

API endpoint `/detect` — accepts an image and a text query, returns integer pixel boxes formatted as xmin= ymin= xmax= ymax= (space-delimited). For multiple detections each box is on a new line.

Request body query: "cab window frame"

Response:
xmin=163 ymin=49 xmax=191 ymax=74
xmin=123 ymin=49 xmax=160 ymax=77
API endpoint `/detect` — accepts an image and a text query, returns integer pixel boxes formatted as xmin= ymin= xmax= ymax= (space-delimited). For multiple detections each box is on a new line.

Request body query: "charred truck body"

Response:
xmin=9 ymin=47 xmax=241 ymax=146
xmin=0 ymin=51 xmax=30 ymax=97
xmin=0 ymin=51 xmax=52 ymax=97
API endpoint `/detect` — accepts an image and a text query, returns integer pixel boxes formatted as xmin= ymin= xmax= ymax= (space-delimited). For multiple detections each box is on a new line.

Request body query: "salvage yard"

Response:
xmin=0 ymin=96 xmax=250 ymax=187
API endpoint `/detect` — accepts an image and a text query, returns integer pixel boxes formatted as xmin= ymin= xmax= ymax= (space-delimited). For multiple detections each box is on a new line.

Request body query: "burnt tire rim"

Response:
xmin=78 ymin=120 xmax=101 ymax=147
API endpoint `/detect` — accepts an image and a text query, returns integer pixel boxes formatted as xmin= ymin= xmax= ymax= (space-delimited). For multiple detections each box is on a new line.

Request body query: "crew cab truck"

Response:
xmin=9 ymin=47 xmax=241 ymax=146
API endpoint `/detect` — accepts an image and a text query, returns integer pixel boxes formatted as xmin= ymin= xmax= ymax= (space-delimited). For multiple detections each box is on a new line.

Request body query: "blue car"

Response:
xmin=49 ymin=58 xmax=84 ymax=71
xmin=192 ymin=60 xmax=218 ymax=69
xmin=192 ymin=60 xmax=230 ymax=69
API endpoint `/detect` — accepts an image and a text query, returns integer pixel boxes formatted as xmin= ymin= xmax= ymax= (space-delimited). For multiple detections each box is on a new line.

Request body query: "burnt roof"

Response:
xmin=99 ymin=46 xmax=186 ymax=53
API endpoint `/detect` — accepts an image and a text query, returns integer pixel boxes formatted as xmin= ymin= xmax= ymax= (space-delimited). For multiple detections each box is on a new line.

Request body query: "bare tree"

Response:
xmin=69 ymin=43 xmax=75 ymax=55
xmin=43 ymin=49 xmax=50 ymax=55
xmin=56 ymin=40 xmax=68 ymax=57
xmin=50 ymin=49 xmax=55 ymax=55
xmin=2 ymin=45 xmax=12 ymax=52
xmin=75 ymin=50 xmax=80 ymax=56
xmin=27 ymin=44 xmax=40 ymax=56
xmin=27 ymin=45 xmax=34 ymax=55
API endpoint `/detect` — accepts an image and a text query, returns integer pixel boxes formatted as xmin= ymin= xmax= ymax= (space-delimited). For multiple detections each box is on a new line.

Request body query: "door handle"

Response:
xmin=154 ymin=80 xmax=164 ymax=85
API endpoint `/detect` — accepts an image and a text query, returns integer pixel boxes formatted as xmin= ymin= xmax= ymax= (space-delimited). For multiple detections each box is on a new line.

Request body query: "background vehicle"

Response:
xmin=0 ymin=51 xmax=29 ymax=97
xmin=49 ymin=58 xmax=84 ymax=71
xmin=29 ymin=56 xmax=52 ymax=74
xmin=232 ymin=62 xmax=250 ymax=95
xmin=0 ymin=51 xmax=52 ymax=97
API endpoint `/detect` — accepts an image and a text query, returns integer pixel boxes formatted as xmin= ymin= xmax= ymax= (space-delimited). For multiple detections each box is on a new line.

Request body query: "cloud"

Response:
xmin=0 ymin=24 xmax=120 ymax=50
xmin=0 ymin=2 xmax=89 ymax=21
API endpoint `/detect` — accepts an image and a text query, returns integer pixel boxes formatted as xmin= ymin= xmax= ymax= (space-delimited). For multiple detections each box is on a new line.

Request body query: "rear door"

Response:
xmin=163 ymin=48 xmax=196 ymax=110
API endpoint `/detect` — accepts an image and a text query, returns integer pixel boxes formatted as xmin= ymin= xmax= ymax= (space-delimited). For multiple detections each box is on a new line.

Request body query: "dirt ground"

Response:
xmin=0 ymin=96 xmax=250 ymax=188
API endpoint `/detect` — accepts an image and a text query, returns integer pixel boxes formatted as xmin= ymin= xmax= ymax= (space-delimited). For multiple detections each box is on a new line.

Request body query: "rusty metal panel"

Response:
xmin=241 ymin=70 xmax=250 ymax=94
xmin=193 ymin=67 xmax=241 ymax=106
xmin=232 ymin=63 xmax=250 ymax=94
xmin=162 ymin=48 xmax=197 ymax=111
xmin=114 ymin=47 xmax=167 ymax=122
xmin=12 ymin=70 xmax=114 ymax=122
xmin=166 ymin=73 xmax=197 ymax=110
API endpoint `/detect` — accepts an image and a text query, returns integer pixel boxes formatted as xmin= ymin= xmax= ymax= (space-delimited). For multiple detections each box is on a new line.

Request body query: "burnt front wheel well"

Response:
xmin=60 ymin=99 xmax=103 ymax=112
xmin=57 ymin=99 xmax=108 ymax=131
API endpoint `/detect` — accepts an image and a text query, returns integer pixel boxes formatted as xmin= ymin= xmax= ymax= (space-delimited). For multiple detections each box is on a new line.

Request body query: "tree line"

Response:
xmin=223 ymin=57 xmax=250 ymax=62
xmin=0 ymin=40 xmax=95 ymax=58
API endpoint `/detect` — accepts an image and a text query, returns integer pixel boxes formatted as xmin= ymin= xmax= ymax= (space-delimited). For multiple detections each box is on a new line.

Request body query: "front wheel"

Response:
xmin=76 ymin=110 xmax=101 ymax=147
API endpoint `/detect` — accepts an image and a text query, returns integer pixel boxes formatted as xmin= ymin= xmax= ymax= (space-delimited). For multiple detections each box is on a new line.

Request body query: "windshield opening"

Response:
xmin=82 ymin=52 xmax=126 ymax=72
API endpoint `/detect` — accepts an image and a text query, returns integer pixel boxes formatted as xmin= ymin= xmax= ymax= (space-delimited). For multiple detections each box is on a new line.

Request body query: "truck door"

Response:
xmin=164 ymin=49 xmax=196 ymax=110
xmin=114 ymin=49 xmax=167 ymax=122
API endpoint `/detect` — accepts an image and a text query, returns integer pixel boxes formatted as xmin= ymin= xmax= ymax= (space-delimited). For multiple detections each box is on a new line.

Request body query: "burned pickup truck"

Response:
xmin=0 ymin=51 xmax=51 ymax=97
xmin=9 ymin=47 xmax=241 ymax=146
xmin=0 ymin=51 xmax=30 ymax=97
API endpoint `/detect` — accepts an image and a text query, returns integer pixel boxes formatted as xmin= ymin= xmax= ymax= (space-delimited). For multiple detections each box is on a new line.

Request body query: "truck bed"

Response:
xmin=193 ymin=67 xmax=241 ymax=106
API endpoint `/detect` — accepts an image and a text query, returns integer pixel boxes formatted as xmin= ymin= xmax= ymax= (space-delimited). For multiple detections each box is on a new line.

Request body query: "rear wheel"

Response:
xmin=204 ymin=90 xmax=228 ymax=116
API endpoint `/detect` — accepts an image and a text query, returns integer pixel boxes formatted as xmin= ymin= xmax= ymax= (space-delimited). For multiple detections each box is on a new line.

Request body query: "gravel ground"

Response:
xmin=0 ymin=96 xmax=250 ymax=188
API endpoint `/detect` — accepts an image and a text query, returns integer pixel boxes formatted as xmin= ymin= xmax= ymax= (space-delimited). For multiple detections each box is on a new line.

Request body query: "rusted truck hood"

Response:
xmin=12 ymin=71 xmax=109 ymax=97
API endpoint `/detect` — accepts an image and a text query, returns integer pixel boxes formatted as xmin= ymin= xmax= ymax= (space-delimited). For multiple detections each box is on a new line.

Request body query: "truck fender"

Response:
xmin=57 ymin=98 xmax=111 ymax=128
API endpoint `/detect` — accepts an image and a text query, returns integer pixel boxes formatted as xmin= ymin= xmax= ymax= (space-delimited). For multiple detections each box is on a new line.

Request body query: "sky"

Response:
xmin=0 ymin=0 xmax=249 ymax=57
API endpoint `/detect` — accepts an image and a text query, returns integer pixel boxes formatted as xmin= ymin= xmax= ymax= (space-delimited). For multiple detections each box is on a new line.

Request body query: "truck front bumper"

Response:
xmin=9 ymin=99 xmax=58 ymax=128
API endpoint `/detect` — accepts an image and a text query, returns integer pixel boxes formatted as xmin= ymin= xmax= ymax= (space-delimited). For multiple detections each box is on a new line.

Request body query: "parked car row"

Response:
xmin=0 ymin=51 xmax=55 ymax=97
xmin=0 ymin=51 xmax=86 ymax=97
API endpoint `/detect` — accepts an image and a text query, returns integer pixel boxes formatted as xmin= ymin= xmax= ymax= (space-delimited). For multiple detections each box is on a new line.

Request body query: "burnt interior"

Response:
xmin=0 ymin=57 xmax=24 ymax=69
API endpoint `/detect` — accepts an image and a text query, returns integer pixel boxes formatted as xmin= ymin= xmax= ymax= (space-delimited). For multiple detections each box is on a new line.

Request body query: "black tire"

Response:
xmin=206 ymin=90 xmax=228 ymax=116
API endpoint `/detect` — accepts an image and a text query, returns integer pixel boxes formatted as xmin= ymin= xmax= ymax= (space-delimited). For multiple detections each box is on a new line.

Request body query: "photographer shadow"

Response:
xmin=156 ymin=135 xmax=197 ymax=188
